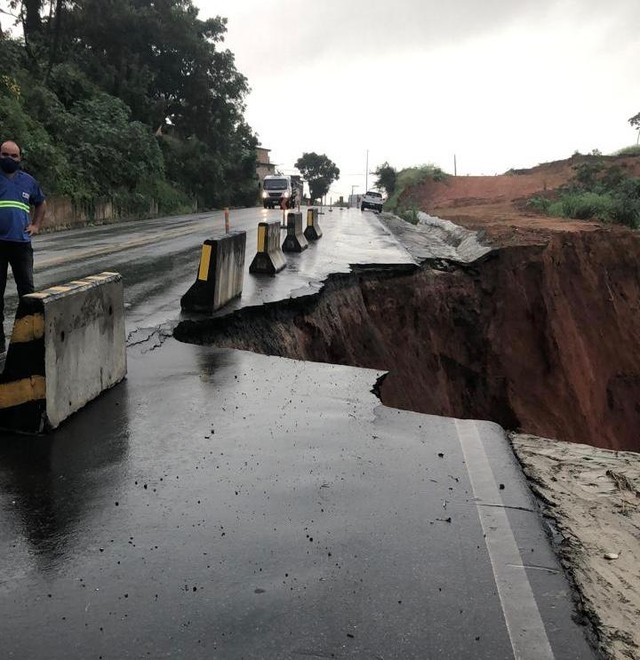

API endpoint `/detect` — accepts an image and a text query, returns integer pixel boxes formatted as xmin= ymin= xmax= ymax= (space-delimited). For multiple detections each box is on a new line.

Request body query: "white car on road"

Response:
xmin=361 ymin=190 xmax=384 ymax=213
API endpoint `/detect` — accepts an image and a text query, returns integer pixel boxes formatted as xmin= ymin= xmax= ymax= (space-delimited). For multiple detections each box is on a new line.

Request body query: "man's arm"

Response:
xmin=27 ymin=201 xmax=46 ymax=236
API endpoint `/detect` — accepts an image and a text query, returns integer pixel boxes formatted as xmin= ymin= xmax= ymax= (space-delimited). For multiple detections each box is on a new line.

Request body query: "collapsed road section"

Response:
xmin=175 ymin=218 xmax=640 ymax=453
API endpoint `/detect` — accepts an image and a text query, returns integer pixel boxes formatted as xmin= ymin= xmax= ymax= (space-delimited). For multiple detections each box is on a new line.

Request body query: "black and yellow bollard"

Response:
xmin=304 ymin=207 xmax=323 ymax=241
xmin=282 ymin=212 xmax=309 ymax=253
xmin=249 ymin=221 xmax=286 ymax=274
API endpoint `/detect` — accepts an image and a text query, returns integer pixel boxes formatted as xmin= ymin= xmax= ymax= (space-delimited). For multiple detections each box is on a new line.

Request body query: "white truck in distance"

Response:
xmin=361 ymin=190 xmax=384 ymax=213
xmin=262 ymin=175 xmax=301 ymax=209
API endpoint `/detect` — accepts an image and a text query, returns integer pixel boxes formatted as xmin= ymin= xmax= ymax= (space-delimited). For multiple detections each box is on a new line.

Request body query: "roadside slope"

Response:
xmin=398 ymin=154 xmax=640 ymax=246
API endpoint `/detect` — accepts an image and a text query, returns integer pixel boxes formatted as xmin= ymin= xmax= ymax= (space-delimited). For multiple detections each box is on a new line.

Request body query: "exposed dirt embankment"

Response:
xmin=409 ymin=154 xmax=640 ymax=214
xmin=403 ymin=154 xmax=640 ymax=248
xmin=176 ymin=227 xmax=640 ymax=451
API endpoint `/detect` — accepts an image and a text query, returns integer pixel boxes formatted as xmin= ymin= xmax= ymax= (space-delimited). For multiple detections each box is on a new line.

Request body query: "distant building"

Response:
xmin=256 ymin=147 xmax=276 ymax=184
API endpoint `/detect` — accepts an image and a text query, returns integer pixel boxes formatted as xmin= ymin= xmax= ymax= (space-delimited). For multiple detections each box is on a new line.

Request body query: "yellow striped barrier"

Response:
xmin=181 ymin=232 xmax=246 ymax=313
xmin=282 ymin=212 xmax=309 ymax=253
xmin=249 ymin=221 xmax=286 ymax=275
xmin=304 ymin=207 xmax=323 ymax=241
xmin=0 ymin=272 xmax=126 ymax=433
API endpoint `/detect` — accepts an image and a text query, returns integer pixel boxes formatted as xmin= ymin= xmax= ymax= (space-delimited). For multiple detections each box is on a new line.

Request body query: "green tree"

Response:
xmin=3 ymin=0 xmax=65 ymax=77
xmin=10 ymin=62 xmax=163 ymax=201
xmin=61 ymin=1 xmax=249 ymax=139
xmin=294 ymin=152 xmax=339 ymax=202
xmin=62 ymin=0 xmax=257 ymax=207
xmin=572 ymin=158 xmax=605 ymax=191
xmin=0 ymin=0 xmax=259 ymax=212
xmin=60 ymin=92 xmax=164 ymax=196
xmin=374 ymin=161 xmax=397 ymax=196
xmin=629 ymin=111 xmax=640 ymax=144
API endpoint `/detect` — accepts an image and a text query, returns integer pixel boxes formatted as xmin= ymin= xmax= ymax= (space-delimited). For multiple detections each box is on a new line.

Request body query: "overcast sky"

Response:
xmin=196 ymin=0 xmax=639 ymax=200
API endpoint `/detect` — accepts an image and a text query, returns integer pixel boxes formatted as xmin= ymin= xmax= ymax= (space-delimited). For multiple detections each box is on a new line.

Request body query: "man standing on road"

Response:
xmin=0 ymin=140 xmax=46 ymax=353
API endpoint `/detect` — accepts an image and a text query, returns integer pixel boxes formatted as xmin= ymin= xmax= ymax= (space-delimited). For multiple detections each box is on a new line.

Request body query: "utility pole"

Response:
xmin=454 ymin=154 xmax=457 ymax=177
xmin=365 ymin=149 xmax=369 ymax=191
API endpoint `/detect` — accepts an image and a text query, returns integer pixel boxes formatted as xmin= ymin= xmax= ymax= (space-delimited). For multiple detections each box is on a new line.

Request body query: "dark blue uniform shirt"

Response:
xmin=0 ymin=171 xmax=46 ymax=242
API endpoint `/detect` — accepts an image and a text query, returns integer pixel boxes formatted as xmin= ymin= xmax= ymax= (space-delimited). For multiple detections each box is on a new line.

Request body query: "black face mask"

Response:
xmin=0 ymin=157 xmax=20 ymax=174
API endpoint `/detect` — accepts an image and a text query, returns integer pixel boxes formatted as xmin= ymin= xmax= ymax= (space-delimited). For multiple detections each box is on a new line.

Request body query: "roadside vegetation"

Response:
xmin=374 ymin=162 xmax=447 ymax=224
xmin=527 ymin=153 xmax=640 ymax=229
xmin=0 ymin=0 xmax=258 ymax=219
xmin=614 ymin=145 xmax=640 ymax=157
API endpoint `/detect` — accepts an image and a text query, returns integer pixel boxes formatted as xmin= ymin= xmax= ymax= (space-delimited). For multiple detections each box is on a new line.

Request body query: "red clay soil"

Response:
xmin=395 ymin=154 xmax=640 ymax=450
xmin=405 ymin=154 xmax=640 ymax=247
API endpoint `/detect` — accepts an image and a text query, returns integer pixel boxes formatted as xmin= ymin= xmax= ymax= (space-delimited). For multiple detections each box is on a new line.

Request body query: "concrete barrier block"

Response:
xmin=0 ymin=272 xmax=126 ymax=433
xmin=181 ymin=231 xmax=246 ymax=313
xmin=304 ymin=207 xmax=323 ymax=241
xmin=249 ymin=221 xmax=287 ymax=275
xmin=282 ymin=212 xmax=309 ymax=253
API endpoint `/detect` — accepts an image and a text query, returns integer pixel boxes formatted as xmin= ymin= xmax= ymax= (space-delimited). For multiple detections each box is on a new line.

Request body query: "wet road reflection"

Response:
xmin=0 ymin=383 xmax=129 ymax=573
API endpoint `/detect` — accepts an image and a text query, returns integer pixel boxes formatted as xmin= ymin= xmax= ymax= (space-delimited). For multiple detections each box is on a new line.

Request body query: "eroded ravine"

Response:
xmin=175 ymin=230 xmax=640 ymax=451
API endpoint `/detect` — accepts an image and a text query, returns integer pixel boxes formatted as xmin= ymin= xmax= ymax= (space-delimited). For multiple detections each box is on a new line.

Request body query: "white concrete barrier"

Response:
xmin=0 ymin=272 xmax=126 ymax=433
xmin=181 ymin=231 xmax=246 ymax=313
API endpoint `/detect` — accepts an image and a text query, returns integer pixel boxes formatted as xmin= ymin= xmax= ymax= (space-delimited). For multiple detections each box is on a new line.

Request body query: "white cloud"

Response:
xmin=196 ymin=0 xmax=640 ymax=199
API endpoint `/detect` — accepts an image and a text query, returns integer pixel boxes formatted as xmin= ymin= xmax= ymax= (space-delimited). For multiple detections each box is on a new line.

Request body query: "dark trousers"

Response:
xmin=0 ymin=240 xmax=34 ymax=344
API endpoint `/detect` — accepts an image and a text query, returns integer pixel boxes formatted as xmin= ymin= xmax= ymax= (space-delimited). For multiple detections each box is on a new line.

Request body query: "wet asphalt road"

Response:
xmin=23 ymin=208 xmax=274 ymax=335
xmin=0 ymin=208 xmax=595 ymax=659
xmin=5 ymin=206 xmax=413 ymax=337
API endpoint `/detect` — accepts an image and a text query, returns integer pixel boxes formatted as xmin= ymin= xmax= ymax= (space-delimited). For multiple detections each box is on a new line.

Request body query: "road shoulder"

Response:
xmin=511 ymin=433 xmax=640 ymax=660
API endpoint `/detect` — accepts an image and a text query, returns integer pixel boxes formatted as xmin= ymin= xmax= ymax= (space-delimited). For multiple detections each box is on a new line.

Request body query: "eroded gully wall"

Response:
xmin=175 ymin=231 xmax=640 ymax=452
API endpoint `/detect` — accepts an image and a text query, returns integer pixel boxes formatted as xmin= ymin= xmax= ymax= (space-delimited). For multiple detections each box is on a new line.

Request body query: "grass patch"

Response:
xmin=527 ymin=157 xmax=640 ymax=229
xmin=385 ymin=164 xmax=448 ymax=220
xmin=398 ymin=207 xmax=421 ymax=225
xmin=613 ymin=145 xmax=640 ymax=157
xmin=548 ymin=192 xmax=615 ymax=221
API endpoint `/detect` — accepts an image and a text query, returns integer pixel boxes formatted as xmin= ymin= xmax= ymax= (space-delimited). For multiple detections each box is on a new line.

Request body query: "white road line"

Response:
xmin=455 ymin=419 xmax=555 ymax=660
